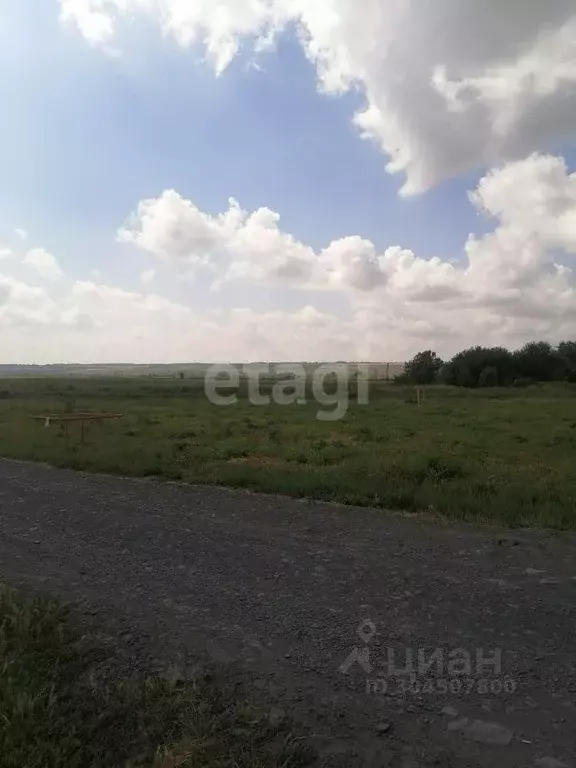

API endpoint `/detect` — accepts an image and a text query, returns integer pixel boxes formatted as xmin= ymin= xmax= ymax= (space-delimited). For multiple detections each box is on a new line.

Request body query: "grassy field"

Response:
xmin=0 ymin=584 xmax=309 ymax=767
xmin=1 ymin=376 xmax=576 ymax=529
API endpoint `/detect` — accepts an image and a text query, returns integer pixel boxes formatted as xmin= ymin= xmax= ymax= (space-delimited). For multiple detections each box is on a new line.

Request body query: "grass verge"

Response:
xmin=0 ymin=585 xmax=311 ymax=768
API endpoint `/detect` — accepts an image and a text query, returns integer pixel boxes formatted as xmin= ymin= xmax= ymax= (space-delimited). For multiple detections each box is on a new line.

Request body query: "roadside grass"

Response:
xmin=0 ymin=585 xmax=310 ymax=768
xmin=1 ymin=378 xmax=576 ymax=528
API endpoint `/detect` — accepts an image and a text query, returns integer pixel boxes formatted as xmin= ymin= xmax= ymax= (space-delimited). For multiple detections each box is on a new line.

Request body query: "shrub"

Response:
xmin=404 ymin=350 xmax=443 ymax=385
xmin=513 ymin=377 xmax=535 ymax=388
xmin=513 ymin=341 xmax=567 ymax=382
xmin=442 ymin=347 xmax=514 ymax=388
xmin=478 ymin=366 xmax=499 ymax=388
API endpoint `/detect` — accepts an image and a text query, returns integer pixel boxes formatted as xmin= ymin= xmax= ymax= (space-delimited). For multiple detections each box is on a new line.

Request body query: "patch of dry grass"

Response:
xmin=0 ymin=585 xmax=312 ymax=768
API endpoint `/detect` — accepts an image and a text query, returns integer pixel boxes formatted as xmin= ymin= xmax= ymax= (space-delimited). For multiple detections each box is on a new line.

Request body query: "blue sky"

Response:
xmin=1 ymin=1 xmax=479 ymax=276
xmin=1 ymin=1 xmax=576 ymax=362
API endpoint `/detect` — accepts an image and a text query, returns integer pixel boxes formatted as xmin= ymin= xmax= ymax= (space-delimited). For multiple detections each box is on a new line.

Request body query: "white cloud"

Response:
xmin=59 ymin=0 xmax=116 ymax=46
xmin=0 ymin=248 xmax=12 ymax=260
xmin=60 ymin=0 xmax=293 ymax=72
xmin=59 ymin=0 xmax=576 ymax=193
xmin=118 ymin=189 xmax=463 ymax=299
xmin=117 ymin=153 xmax=576 ymax=357
xmin=15 ymin=229 xmax=28 ymax=241
xmin=118 ymin=190 xmax=236 ymax=267
xmin=462 ymin=154 xmax=576 ymax=308
xmin=320 ymin=237 xmax=383 ymax=292
xmin=119 ymin=191 xmax=318 ymax=285
xmin=0 ymin=275 xmax=355 ymax=363
xmin=140 ymin=268 xmax=156 ymax=284
xmin=4 ymin=153 xmax=576 ymax=362
xmin=469 ymin=153 xmax=576 ymax=251
xmin=223 ymin=207 xmax=317 ymax=284
xmin=431 ymin=17 xmax=576 ymax=130
xmin=0 ymin=274 xmax=59 ymax=326
xmin=23 ymin=248 xmax=63 ymax=280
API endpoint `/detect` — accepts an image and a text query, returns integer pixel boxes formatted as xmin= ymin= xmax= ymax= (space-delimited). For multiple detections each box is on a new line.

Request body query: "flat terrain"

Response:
xmin=1 ymin=377 xmax=576 ymax=527
xmin=1 ymin=459 xmax=575 ymax=767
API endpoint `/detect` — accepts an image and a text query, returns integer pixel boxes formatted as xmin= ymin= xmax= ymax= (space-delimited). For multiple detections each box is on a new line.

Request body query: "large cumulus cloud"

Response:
xmin=60 ymin=0 xmax=576 ymax=192
xmin=4 ymin=153 xmax=576 ymax=362
xmin=118 ymin=153 xmax=576 ymax=308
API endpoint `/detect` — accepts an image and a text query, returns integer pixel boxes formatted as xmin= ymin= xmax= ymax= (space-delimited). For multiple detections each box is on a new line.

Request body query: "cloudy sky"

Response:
xmin=1 ymin=0 xmax=576 ymax=363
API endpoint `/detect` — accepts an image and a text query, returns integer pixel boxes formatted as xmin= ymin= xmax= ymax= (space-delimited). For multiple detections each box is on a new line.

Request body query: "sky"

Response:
xmin=1 ymin=0 xmax=576 ymax=363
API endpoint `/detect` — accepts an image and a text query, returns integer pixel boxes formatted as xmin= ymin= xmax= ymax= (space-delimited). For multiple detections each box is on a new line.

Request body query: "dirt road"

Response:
xmin=0 ymin=459 xmax=575 ymax=767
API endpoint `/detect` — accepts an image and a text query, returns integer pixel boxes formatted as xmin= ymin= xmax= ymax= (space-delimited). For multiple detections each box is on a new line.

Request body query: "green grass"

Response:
xmin=1 ymin=377 xmax=576 ymax=528
xmin=0 ymin=585 xmax=311 ymax=767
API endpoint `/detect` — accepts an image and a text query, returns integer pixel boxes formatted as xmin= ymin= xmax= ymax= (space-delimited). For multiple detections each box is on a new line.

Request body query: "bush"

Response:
xmin=559 ymin=341 xmax=576 ymax=380
xmin=513 ymin=341 xmax=567 ymax=382
xmin=404 ymin=350 xmax=443 ymax=385
xmin=438 ymin=340 xmax=576 ymax=388
xmin=478 ymin=366 xmax=499 ymax=388
xmin=442 ymin=346 xmax=514 ymax=388
xmin=513 ymin=377 xmax=535 ymax=388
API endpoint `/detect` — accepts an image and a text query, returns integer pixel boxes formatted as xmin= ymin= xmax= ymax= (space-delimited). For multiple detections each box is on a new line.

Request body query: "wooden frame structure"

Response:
xmin=32 ymin=413 xmax=123 ymax=444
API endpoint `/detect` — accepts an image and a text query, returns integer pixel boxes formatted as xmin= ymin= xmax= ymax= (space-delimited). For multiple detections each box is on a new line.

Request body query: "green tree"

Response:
xmin=513 ymin=341 xmax=567 ymax=382
xmin=478 ymin=366 xmax=499 ymax=388
xmin=558 ymin=341 xmax=576 ymax=380
xmin=442 ymin=347 xmax=514 ymax=388
xmin=404 ymin=350 xmax=443 ymax=385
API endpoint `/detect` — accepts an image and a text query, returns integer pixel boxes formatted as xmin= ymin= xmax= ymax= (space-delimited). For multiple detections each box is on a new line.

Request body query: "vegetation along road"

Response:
xmin=2 ymin=376 xmax=576 ymax=529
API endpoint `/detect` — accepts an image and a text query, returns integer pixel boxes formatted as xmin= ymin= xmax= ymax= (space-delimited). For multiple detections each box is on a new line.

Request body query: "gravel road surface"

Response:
xmin=0 ymin=459 xmax=575 ymax=767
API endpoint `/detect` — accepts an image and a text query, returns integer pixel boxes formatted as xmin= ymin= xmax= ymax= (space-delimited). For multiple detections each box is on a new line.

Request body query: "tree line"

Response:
xmin=401 ymin=342 xmax=576 ymax=388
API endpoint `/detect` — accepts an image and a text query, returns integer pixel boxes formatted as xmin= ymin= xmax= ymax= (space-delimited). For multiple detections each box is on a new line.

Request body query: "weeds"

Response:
xmin=0 ymin=586 xmax=311 ymax=768
xmin=1 ymin=378 xmax=576 ymax=528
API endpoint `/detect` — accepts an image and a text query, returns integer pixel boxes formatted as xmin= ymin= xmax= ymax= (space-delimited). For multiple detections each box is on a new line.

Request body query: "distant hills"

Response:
xmin=0 ymin=362 xmax=406 ymax=379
